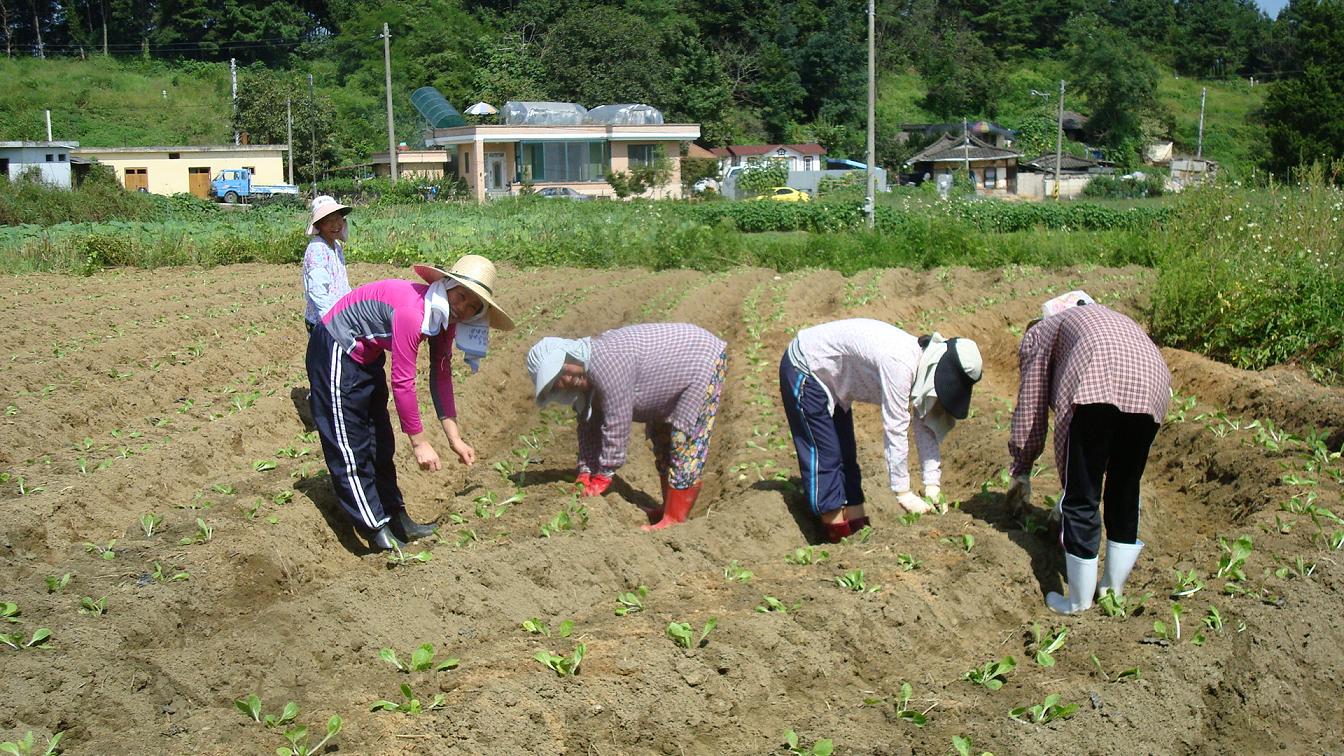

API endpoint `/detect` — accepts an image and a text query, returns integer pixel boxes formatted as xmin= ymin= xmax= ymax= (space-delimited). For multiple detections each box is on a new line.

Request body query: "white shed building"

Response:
xmin=0 ymin=141 xmax=78 ymax=188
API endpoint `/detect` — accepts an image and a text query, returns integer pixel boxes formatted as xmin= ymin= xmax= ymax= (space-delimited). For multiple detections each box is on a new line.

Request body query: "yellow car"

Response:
xmin=753 ymin=186 xmax=812 ymax=202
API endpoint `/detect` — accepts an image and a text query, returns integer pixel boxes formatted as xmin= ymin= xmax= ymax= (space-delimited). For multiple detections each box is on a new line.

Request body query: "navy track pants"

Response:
xmin=305 ymin=324 xmax=404 ymax=531
xmin=779 ymin=354 xmax=863 ymax=516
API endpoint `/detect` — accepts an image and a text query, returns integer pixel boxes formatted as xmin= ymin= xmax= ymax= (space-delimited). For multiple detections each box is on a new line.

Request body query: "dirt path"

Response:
xmin=1 ymin=264 xmax=1341 ymax=754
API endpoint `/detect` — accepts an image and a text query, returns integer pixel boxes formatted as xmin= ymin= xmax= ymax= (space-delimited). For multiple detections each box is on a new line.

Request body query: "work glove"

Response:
xmin=1005 ymin=474 xmax=1032 ymax=517
xmin=896 ymin=489 xmax=932 ymax=514
xmin=582 ymin=474 xmax=612 ymax=497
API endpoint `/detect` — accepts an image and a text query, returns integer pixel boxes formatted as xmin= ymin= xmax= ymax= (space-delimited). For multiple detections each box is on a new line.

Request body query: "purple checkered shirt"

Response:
xmin=577 ymin=323 xmax=727 ymax=474
xmin=1009 ymin=305 xmax=1171 ymax=478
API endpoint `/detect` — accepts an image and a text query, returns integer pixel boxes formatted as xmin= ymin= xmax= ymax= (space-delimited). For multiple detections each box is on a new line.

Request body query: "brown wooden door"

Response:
xmin=188 ymin=167 xmax=211 ymax=198
xmin=124 ymin=167 xmax=148 ymax=192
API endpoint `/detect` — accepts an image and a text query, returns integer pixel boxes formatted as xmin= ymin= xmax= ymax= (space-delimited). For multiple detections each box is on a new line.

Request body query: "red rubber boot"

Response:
xmin=642 ymin=482 xmax=701 ymax=531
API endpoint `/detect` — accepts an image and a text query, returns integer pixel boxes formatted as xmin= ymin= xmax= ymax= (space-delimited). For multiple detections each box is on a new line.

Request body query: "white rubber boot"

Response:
xmin=1097 ymin=539 xmax=1145 ymax=598
xmin=1046 ymin=553 xmax=1098 ymax=614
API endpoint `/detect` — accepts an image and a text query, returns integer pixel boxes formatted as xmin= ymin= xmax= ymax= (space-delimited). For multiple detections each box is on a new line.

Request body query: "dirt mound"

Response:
xmin=1 ymin=264 xmax=1340 ymax=754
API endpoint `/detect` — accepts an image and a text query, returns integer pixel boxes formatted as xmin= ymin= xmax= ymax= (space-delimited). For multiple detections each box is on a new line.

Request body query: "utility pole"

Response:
xmin=381 ymin=23 xmax=399 ymax=185
xmin=1053 ymin=80 xmax=1065 ymax=201
xmin=864 ymin=0 xmax=875 ymax=228
xmin=308 ymin=73 xmax=317 ymax=197
xmin=1196 ymin=87 xmax=1207 ymax=160
xmin=963 ymin=117 xmax=970 ymax=190
xmin=231 ymin=58 xmax=239 ymax=146
xmin=286 ymin=96 xmax=294 ymax=185
xmin=44 ymin=109 xmax=51 ymax=141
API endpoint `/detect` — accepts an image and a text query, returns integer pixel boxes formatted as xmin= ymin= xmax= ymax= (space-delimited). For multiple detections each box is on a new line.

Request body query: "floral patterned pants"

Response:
xmin=647 ymin=349 xmax=728 ymax=489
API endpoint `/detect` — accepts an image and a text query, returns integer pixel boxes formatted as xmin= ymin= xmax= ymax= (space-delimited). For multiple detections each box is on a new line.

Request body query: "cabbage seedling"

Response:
xmin=614 ymin=586 xmax=648 ymax=616
xmin=522 ymin=619 xmax=573 ymax=638
xmin=139 ymin=512 xmax=164 ymax=538
xmin=83 ymin=540 xmax=117 ymax=560
xmin=1203 ymin=605 xmax=1224 ymax=633
xmin=44 ymin=573 xmax=72 ymax=593
xmin=370 ymin=683 xmax=445 ymax=714
xmin=0 ymin=627 xmax=50 ymax=650
xmin=79 ymin=596 xmax=108 ymax=616
xmin=755 ymin=595 xmax=800 ymax=613
xmin=386 ymin=544 xmax=432 ymax=567
xmin=1009 ymin=693 xmax=1078 ymax=724
xmin=1098 ymin=589 xmax=1151 ymax=618
xmin=1030 ymin=624 xmax=1067 ymax=667
xmin=264 ymin=701 xmax=299 ymax=728
xmin=1214 ymin=535 xmax=1253 ymax=581
xmin=1090 ymin=654 xmax=1140 ymax=683
xmin=178 ymin=518 xmax=213 ymax=546
xmin=784 ymin=546 xmax=829 ymax=565
xmin=865 ymin=682 xmax=927 ymax=726
xmin=723 ymin=561 xmax=754 ymax=583
xmin=840 ymin=525 xmax=873 ymax=544
xmin=963 ymin=656 xmax=1016 ymax=690
xmin=952 ymin=735 xmax=992 ymax=756
xmin=0 ymin=602 xmax=18 ymax=623
xmin=667 ymin=618 xmax=717 ymax=649
xmin=1170 ymin=569 xmax=1204 ymax=598
xmin=533 ymin=644 xmax=585 ymax=677
xmin=1152 ymin=602 xmax=1182 ymax=641
xmin=235 ymin=693 xmax=263 ymax=722
xmin=783 ymin=729 xmax=833 ymax=756
xmin=253 ymin=460 xmax=277 ymax=472
xmin=149 ymin=561 xmax=190 ymax=583
xmin=380 ymin=643 xmax=459 ymax=672
xmin=0 ymin=730 xmax=63 ymax=756
xmin=896 ymin=553 xmax=922 ymax=571
xmin=835 ymin=569 xmax=878 ymax=592
xmin=277 ymin=715 xmax=342 ymax=756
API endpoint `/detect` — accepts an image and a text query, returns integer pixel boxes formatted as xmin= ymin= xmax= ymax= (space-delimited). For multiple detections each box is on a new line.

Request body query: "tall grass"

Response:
xmin=1150 ymin=165 xmax=1343 ymax=383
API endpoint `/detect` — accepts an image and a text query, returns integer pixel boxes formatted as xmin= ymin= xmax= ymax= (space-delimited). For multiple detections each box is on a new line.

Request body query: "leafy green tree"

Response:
xmin=1065 ymin=16 xmax=1163 ymax=165
xmin=918 ymin=26 xmax=999 ymax=120
xmin=665 ymin=34 xmax=734 ymax=145
xmin=536 ymin=4 xmax=671 ymax=106
xmin=738 ymin=158 xmax=787 ymax=195
xmin=232 ymin=65 xmax=339 ymax=184
xmin=750 ymin=41 xmax=806 ymax=141
xmin=1262 ymin=0 xmax=1344 ymax=175
xmin=1172 ymin=0 xmax=1272 ymax=77
xmin=471 ymin=32 xmax=549 ymax=105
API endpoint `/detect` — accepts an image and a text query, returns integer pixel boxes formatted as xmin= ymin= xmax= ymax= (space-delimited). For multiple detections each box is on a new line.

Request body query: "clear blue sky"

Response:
xmin=1255 ymin=0 xmax=1288 ymax=17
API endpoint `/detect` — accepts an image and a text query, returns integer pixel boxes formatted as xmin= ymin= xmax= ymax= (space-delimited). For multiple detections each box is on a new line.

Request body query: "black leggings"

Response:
xmin=1059 ymin=403 xmax=1159 ymax=559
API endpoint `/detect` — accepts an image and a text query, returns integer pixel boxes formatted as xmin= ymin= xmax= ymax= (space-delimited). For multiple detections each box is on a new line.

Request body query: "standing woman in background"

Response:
xmin=302 ymin=195 xmax=353 ymax=332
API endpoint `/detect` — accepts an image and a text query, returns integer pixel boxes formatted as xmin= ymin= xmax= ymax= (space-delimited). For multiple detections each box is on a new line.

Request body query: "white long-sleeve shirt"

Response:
xmin=793 ymin=318 xmax=941 ymax=492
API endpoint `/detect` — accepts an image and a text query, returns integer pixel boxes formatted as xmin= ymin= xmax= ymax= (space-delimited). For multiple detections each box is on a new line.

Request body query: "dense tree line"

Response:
xmin=1 ymin=0 xmax=1335 ymax=176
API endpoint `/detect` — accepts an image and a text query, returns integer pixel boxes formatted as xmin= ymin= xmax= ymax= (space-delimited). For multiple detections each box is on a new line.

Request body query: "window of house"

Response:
xmin=627 ymin=144 xmax=656 ymax=167
xmin=983 ymin=166 xmax=997 ymax=186
xmin=168 ymin=152 xmax=181 ymax=159
xmin=45 ymin=154 xmax=54 ymax=162
xmin=519 ymin=141 xmax=607 ymax=182
xmin=804 ymin=156 xmax=813 ymax=170
xmin=0 ymin=158 xmax=9 ymax=175
xmin=58 ymin=154 xmax=66 ymax=162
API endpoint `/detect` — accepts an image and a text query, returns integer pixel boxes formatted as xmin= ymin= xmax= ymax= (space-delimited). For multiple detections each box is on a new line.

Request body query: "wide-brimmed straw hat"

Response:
xmin=306 ymin=195 xmax=351 ymax=236
xmin=413 ymin=255 xmax=515 ymax=331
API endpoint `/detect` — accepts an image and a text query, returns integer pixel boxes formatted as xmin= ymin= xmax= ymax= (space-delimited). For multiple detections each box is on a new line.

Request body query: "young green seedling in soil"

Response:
xmin=723 ymin=560 xmax=754 ymax=583
xmin=379 ymin=642 xmax=461 ymax=673
xmin=614 ymin=586 xmax=649 ymax=616
xmin=783 ymin=729 xmax=834 ymax=756
xmin=235 ymin=693 xmax=264 ymax=722
xmin=148 ymin=561 xmax=190 ymax=583
xmin=139 ymin=512 xmax=163 ymax=538
xmin=835 ymin=569 xmax=879 ymax=592
xmin=1274 ymin=556 xmax=1316 ymax=580
xmin=1 ymin=602 xmax=19 ymax=623
xmin=941 ymin=534 xmax=975 ymax=553
xmin=864 ymin=682 xmax=928 ymax=726
xmin=1010 ymin=693 xmax=1078 ymax=724
xmin=178 ymin=518 xmax=213 ymax=545
xmin=79 ymin=596 xmax=108 ymax=616
xmin=1215 ymin=535 xmax=1253 ymax=581
xmin=533 ymin=644 xmax=585 ymax=677
xmin=896 ymin=553 xmax=922 ymax=571
xmin=1171 ymin=568 xmax=1205 ymax=598
xmin=522 ymin=618 xmax=574 ymax=638
xmin=253 ymin=460 xmax=277 ymax=472
xmin=276 ymin=715 xmax=343 ymax=756
xmin=1030 ymin=624 xmax=1067 ymax=667
xmin=1098 ymin=589 xmax=1151 ymax=618
xmin=1152 ymin=602 xmax=1183 ymax=641
xmin=784 ymin=546 xmax=829 ymax=565
xmin=44 ymin=573 xmax=72 ymax=593
xmin=952 ymin=735 xmax=993 ymax=756
xmin=963 ymin=656 xmax=1016 ymax=690
xmin=540 ymin=502 xmax=589 ymax=536
xmin=264 ymin=701 xmax=299 ymax=728
xmin=755 ymin=595 xmax=800 ymax=613
xmin=1090 ymin=654 xmax=1140 ymax=682
xmin=0 ymin=627 xmax=51 ymax=650
xmin=899 ymin=512 xmax=922 ymax=526
xmin=667 ymin=618 xmax=718 ymax=650
xmin=386 ymin=544 xmax=432 ymax=567
xmin=0 ymin=730 xmax=63 ymax=756
xmin=1203 ymin=605 xmax=1225 ymax=634
xmin=370 ymin=683 xmax=446 ymax=714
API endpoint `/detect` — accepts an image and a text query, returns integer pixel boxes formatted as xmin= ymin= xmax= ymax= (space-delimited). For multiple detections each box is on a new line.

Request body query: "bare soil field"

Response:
xmin=2 ymin=263 xmax=1342 ymax=755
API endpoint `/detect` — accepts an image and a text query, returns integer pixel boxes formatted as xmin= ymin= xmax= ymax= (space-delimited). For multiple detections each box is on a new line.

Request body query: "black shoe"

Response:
xmin=388 ymin=510 xmax=437 ymax=543
xmin=368 ymin=525 xmax=406 ymax=551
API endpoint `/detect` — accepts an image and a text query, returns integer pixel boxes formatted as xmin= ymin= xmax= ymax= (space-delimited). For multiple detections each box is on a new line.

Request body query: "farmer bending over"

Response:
xmin=1005 ymin=291 xmax=1171 ymax=614
xmin=780 ymin=319 xmax=982 ymax=543
xmin=526 ymin=323 xmax=728 ymax=531
xmin=307 ymin=255 xmax=514 ymax=550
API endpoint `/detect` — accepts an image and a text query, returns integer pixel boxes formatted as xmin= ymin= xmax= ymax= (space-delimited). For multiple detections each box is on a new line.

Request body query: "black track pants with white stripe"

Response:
xmin=306 ymin=324 xmax=405 ymax=532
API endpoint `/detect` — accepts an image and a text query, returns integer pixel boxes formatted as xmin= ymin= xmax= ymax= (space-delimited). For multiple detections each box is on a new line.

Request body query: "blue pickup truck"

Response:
xmin=210 ymin=168 xmax=300 ymax=204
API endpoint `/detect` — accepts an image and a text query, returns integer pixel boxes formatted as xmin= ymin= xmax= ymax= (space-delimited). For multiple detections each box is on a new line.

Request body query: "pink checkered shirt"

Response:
xmin=1009 ymin=305 xmax=1171 ymax=477
xmin=577 ymin=323 xmax=727 ymax=474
